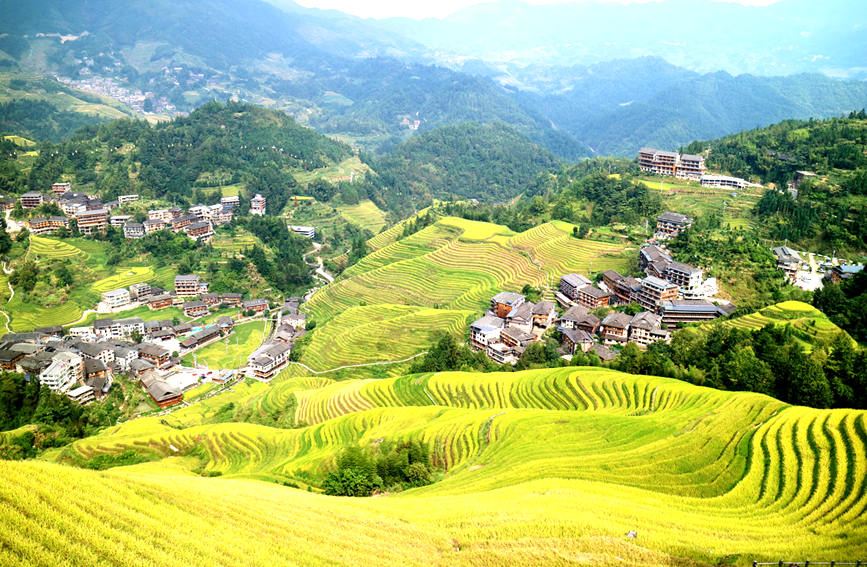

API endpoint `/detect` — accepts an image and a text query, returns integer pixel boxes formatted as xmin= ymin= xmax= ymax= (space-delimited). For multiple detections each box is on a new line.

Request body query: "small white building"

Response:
xmin=288 ymin=225 xmax=315 ymax=239
xmin=39 ymin=352 xmax=83 ymax=392
xmin=101 ymin=288 xmax=132 ymax=309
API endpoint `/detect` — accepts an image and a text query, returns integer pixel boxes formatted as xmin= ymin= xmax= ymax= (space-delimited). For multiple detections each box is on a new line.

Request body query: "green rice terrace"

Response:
xmin=4 ymin=367 xmax=864 ymax=566
xmin=298 ymin=216 xmax=631 ymax=371
xmin=2 ymin=236 xmax=178 ymax=331
xmin=723 ymin=300 xmax=851 ymax=349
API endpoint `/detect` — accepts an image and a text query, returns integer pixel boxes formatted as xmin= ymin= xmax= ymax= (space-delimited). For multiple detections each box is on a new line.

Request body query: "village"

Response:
xmin=468 ymin=210 xmax=737 ymax=365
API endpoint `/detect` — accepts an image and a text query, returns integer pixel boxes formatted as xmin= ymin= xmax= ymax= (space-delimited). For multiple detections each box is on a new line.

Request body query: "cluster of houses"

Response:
xmin=773 ymin=245 xmax=864 ymax=289
xmin=0 ymin=326 xmax=183 ymax=407
xmin=244 ymin=298 xmax=307 ymax=381
xmin=17 ymin=182 xmax=268 ymax=243
xmin=97 ymin=274 xmax=270 ymax=322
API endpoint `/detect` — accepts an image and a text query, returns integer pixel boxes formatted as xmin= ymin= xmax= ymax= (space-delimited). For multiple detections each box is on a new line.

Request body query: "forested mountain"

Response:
xmin=367 ymin=123 xmax=559 ymax=211
xmin=2 ymin=101 xmax=353 ymax=213
xmin=2 ymin=0 xmax=865 ymax=161
xmin=684 ymin=113 xmax=867 ymax=253
xmin=0 ymin=0 xmax=588 ymax=159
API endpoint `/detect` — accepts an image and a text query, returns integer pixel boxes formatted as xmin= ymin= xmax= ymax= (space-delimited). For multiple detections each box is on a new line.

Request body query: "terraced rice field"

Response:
xmin=15 ymin=367 xmax=863 ymax=566
xmin=28 ymin=236 xmax=84 ymax=259
xmin=299 ymin=305 xmax=473 ymax=371
xmin=337 ymin=199 xmax=387 ymax=234
xmin=91 ymin=267 xmax=155 ymax=293
xmin=302 ymin=218 xmax=628 ymax=367
xmin=724 ymin=300 xmax=850 ymax=348
xmin=6 ymin=294 xmax=83 ymax=331
xmin=181 ymin=321 xmax=266 ymax=369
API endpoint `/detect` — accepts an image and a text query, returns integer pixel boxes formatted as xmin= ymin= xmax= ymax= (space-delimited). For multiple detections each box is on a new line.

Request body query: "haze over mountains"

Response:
xmin=0 ymin=0 xmax=865 ymax=156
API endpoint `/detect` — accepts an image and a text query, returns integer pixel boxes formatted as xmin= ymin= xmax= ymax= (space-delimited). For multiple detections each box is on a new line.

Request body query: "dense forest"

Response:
xmin=0 ymin=101 xmax=353 ymax=213
xmin=684 ymin=114 xmax=867 ymax=253
xmin=364 ymin=122 xmax=560 ymax=214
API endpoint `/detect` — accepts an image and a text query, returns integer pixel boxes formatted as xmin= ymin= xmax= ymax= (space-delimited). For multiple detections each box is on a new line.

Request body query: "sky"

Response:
xmin=292 ymin=0 xmax=782 ymax=20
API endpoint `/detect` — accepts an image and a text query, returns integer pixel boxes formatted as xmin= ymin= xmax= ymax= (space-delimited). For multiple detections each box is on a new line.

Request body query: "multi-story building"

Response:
xmin=561 ymin=328 xmax=594 ymax=354
xmin=469 ymin=315 xmax=504 ymax=351
xmin=490 ymin=292 xmax=525 ymax=319
xmin=773 ymin=246 xmax=802 ymax=282
xmin=221 ymin=196 xmax=240 ymax=208
xmin=101 ymin=288 xmax=132 ymax=309
xmin=628 ymin=312 xmax=670 ymax=347
xmin=221 ymin=293 xmax=243 ymax=306
xmin=660 ymin=300 xmax=736 ymax=328
xmin=635 ymin=276 xmax=679 ymax=313
xmin=148 ymin=209 xmax=172 ymax=222
xmin=600 ymin=312 xmax=632 ymax=345
xmin=700 ymin=175 xmax=749 ymax=190
xmin=143 ymin=219 xmax=168 ymax=234
xmin=138 ymin=343 xmax=172 ymax=369
xmin=531 ymin=301 xmax=557 ymax=329
xmin=51 ymin=182 xmax=72 ymax=195
xmin=27 ymin=217 xmax=53 ymax=235
xmin=171 ymin=215 xmax=195 ymax=232
xmin=486 ymin=342 xmax=516 ymax=365
xmin=147 ymin=293 xmax=173 ymax=310
xmin=123 ymin=222 xmax=145 ymax=239
xmin=638 ymin=148 xmax=706 ymax=179
xmin=242 ymin=299 xmax=269 ymax=313
xmin=118 ymin=194 xmax=139 ymax=204
xmin=20 ymin=192 xmax=44 ymax=209
xmin=656 ymin=212 xmax=694 ymax=237
xmin=75 ymin=209 xmax=109 ymax=235
xmin=39 ymin=352 xmax=83 ymax=392
xmin=66 ymin=385 xmax=95 ymax=404
xmin=250 ymin=193 xmax=266 ymax=216
xmin=129 ymin=282 xmax=151 ymax=301
xmin=246 ymin=342 xmax=292 ymax=380
xmin=183 ymin=301 xmax=209 ymax=318
xmin=505 ymin=301 xmax=535 ymax=334
xmin=49 ymin=217 xmax=69 ymax=231
xmin=212 ymin=207 xmax=234 ymax=226
xmin=664 ymin=261 xmax=703 ymax=295
xmin=575 ymin=285 xmax=610 ymax=310
xmin=559 ymin=274 xmax=592 ymax=302
xmin=174 ymin=274 xmax=201 ymax=297
xmin=288 ymin=225 xmax=316 ymax=239
xmin=185 ymin=221 xmax=214 ymax=241
xmin=110 ymin=214 xmax=131 ymax=227
xmin=188 ymin=204 xmax=209 ymax=219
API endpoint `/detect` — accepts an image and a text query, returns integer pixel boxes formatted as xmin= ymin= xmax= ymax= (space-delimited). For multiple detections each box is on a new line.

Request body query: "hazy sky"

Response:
xmin=292 ymin=0 xmax=782 ymax=20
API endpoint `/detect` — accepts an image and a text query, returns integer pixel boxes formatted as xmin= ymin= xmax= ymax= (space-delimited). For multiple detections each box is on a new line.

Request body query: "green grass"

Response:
xmin=6 ymin=293 xmax=83 ymax=331
xmin=63 ymin=305 xmax=188 ymax=331
xmin=336 ymin=199 xmax=387 ymax=234
xmin=292 ymin=156 xmax=372 ymax=186
xmin=181 ymin=321 xmax=267 ymax=369
xmin=12 ymin=366 xmax=863 ymax=566
xmin=28 ymin=236 xmax=84 ymax=259
xmin=637 ymin=176 xmax=763 ymax=229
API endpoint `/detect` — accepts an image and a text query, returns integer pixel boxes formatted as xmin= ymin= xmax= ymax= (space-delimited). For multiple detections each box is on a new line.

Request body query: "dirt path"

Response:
xmin=2 ymin=262 xmax=13 ymax=332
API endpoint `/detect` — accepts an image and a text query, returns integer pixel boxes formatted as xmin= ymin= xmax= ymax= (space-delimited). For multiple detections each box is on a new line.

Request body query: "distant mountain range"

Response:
xmin=376 ymin=0 xmax=867 ymax=79
xmin=0 ymin=0 xmax=865 ymax=157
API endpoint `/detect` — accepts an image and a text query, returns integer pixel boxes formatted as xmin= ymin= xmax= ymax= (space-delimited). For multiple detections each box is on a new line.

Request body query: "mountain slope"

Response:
xmin=3 ymin=367 xmax=865 ymax=564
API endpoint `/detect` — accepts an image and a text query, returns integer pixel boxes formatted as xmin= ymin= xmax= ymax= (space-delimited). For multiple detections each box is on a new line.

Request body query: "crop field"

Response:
xmin=181 ymin=321 xmax=266 ymax=369
xmin=366 ymin=206 xmax=433 ymax=251
xmin=209 ymin=229 xmax=262 ymax=253
xmin=6 ymin=293 xmax=83 ymax=331
xmin=91 ymin=266 xmax=155 ymax=293
xmin=292 ymin=156 xmax=371 ymax=185
xmin=302 ymin=217 xmax=628 ymax=367
xmin=724 ymin=300 xmax=850 ymax=348
xmin=9 ymin=367 xmax=862 ymax=565
xmin=638 ymin=176 xmax=764 ymax=228
xmin=299 ymin=305 xmax=473 ymax=371
xmin=336 ymin=199 xmax=388 ymax=234
xmin=28 ymin=236 xmax=84 ymax=259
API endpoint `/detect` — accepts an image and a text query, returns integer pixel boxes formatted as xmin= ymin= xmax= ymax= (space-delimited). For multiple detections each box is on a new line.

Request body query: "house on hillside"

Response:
xmin=469 ymin=315 xmax=504 ymax=351
xmin=532 ymin=301 xmax=557 ymax=329
xmin=656 ymin=212 xmax=694 ymax=237
xmin=242 ymin=299 xmax=270 ymax=313
xmin=505 ymin=302 xmax=535 ymax=334
xmin=561 ymin=328 xmax=594 ymax=354
xmin=183 ymin=301 xmax=209 ymax=318
xmin=490 ymin=292 xmax=525 ymax=318
xmin=628 ymin=312 xmax=670 ymax=347
xmin=600 ymin=312 xmax=632 ymax=345
xmin=559 ymin=273 xmax=592 ymax=302
xmin=575 ymin=285 xmax=610 ymax=310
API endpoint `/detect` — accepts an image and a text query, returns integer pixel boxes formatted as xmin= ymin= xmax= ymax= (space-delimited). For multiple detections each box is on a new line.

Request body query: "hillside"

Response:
xmin=370 ymin=122 xmax=560 ymax=207
xmin=2 ymin=367 xmax=864 ymax=565
xmin=0 ymin=73 xmax=136 ymax=141
xmin=297 ymin=216 xmax=631 ymax=372
xmin=684 ymin=114 xmax=867 ymax=254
